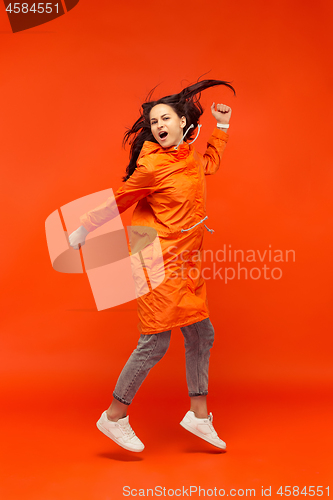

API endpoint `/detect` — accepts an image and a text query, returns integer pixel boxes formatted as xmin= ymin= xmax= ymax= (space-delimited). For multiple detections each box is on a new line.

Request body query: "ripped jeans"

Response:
xmin=113 ymin=317 xmax=215 ymax=405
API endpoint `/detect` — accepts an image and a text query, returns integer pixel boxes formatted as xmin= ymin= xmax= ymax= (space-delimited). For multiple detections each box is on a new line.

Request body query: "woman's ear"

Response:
xmin=180 ymin=116 xmax=186 ymax=129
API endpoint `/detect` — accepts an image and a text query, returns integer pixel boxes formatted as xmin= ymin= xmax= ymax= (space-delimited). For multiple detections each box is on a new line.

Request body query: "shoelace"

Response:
xmin=119 ymin=421 xmax=136 ymax=439
xmin=206 ymin=413 xmax=218 ymax=438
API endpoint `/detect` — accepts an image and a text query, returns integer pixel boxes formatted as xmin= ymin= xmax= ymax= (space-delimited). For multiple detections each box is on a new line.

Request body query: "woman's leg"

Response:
xmin=180 ymin=316 xmax=215 ymax=416
xmin=189 ymin=395 xmax=208 ymax=418
xmin=179 ymin=318 xmax=226 ymax=449
xmin=106 ymin=398 xmax=128 ymax=422
xmin=97 ymin=330 xmax=172 ymax=452
xmin=107 ymin=329 xmax=172 ymax=420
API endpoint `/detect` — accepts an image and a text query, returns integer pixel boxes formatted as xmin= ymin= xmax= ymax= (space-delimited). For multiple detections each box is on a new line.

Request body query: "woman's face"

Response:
xmin=149 ymin=104 xmax=186 ymax=148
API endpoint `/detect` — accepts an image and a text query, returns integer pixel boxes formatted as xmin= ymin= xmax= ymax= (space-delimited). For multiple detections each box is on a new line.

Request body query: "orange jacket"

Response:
xmin=80 ymin=127 xmax=229 ymax=334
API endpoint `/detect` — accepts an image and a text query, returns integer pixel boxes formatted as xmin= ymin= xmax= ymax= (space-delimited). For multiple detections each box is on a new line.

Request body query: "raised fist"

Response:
xmin=211 ymin=102 xmax=232 ymax=124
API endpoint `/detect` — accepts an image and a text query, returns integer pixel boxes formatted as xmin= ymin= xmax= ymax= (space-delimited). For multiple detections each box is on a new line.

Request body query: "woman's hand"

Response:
xmin=68 ymin=225 xmax=89 ymax=250
xmin=211 ymin=102 xmax=232 ymax=124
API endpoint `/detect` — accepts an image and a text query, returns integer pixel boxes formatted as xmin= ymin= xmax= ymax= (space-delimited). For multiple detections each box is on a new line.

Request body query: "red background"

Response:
xmin=0 ymin=1 xmax=332 ymax=499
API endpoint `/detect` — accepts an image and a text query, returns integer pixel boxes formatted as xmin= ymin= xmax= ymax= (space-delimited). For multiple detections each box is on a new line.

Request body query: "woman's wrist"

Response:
xmin=79 ymin=225 xmax=89 ymax=235
xmin=216 ymin=122 xmax=230 ymax=130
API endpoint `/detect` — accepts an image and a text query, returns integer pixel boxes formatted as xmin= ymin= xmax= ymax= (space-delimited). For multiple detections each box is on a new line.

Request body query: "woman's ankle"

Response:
xmin=191 ymin=409 xmax=208 ymax=419
xmin=106 ymin=410 xmax=126 ymax=422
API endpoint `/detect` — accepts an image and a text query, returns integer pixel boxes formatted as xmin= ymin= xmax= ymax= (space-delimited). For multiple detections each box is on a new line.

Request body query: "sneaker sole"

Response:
xmin=180 ymin=420 xmax=227 ymax=450
xmin=96 ymin=420 xmax=145 ymax=452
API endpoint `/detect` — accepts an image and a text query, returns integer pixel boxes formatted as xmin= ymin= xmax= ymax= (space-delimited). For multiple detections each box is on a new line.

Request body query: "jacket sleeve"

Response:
xmin=201 ymin=127 xmax=229 ymax=175
xmin=79 ymin=160 xmax=156 ymax=232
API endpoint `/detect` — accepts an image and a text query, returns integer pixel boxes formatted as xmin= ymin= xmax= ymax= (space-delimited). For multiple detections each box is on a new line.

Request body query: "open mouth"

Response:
xmin=159 ymin=131 xmax=168 ymax=140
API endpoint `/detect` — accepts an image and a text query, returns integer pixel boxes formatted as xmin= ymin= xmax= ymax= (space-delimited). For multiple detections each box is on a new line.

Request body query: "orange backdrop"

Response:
xmin=0 ymin=1 xmax=332 ymax=499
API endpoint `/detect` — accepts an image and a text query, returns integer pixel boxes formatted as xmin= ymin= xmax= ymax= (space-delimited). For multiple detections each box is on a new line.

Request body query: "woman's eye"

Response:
xmin=164 ymin=117 xmax=169 ymax=120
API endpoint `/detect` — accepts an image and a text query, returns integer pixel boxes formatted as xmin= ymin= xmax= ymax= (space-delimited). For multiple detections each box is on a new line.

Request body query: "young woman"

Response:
xmin=69 ymin=79 xmax=235 ymax=452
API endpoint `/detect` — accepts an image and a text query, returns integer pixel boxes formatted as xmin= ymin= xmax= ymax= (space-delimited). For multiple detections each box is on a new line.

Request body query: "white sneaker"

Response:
xmin=96 ymin=411 xmax=145 ymax=452
xmin=180 ymin=410 xmax=227 ymax=450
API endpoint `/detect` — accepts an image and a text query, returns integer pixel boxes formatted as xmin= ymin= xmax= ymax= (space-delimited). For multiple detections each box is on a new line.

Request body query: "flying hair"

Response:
xmin=122 ymin=78 xmax=236 ymax=182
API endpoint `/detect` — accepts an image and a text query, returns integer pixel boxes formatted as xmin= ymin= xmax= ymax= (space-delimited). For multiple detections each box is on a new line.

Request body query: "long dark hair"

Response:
xmin=122 ymin=78 xmax=236 ymax=182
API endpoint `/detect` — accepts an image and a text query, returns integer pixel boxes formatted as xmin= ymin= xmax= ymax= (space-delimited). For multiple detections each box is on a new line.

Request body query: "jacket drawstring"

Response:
xmin=181 ymin=216 xmax=215 ymax=234
xmin=188 ymin=124 xmax=202 ymax=145
xmin=204 ymin=223 xmax=215 ymax=234
xmin=174 ymin=123 xmax=202 ymax=150
xmin=175 ymin=124 xmax=213 ymax=234
xmin=174 ymin=124 xmax=193 ymax=150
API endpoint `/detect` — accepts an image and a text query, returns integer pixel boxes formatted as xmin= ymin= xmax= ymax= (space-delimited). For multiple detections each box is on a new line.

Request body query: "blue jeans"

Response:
xmin=113 ymin=317 xmax=215 ymax=405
